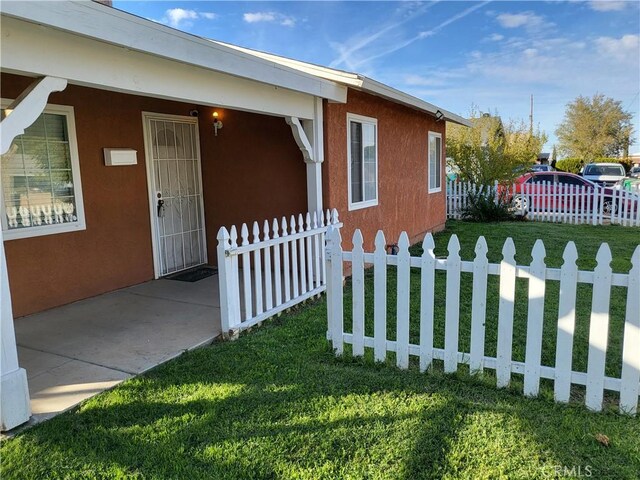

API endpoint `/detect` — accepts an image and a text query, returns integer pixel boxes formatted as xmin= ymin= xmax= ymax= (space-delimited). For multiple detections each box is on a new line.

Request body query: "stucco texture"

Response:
xmin=2 ymin=74 xmax=306 ymax=317
xmin=323 ymin=89 xmax=447 ymax=251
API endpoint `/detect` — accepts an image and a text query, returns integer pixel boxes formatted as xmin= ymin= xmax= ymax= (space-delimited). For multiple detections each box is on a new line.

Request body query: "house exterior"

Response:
xmin=0 ymin=0 xmax=467 ymax=430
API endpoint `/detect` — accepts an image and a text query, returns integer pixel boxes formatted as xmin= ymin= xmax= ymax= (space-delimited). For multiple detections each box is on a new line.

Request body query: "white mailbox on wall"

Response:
xmin=103 ymin=148 xmax=138 ymax=166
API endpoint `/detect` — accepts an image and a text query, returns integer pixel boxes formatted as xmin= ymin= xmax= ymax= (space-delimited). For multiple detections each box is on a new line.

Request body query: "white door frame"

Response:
xmin=142 ymin=111 xmax=208 ymax=279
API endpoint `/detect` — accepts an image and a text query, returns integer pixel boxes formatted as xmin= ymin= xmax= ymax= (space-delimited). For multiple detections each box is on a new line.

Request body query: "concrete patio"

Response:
xmin=14 ymin=275 xmax=222 ymax=426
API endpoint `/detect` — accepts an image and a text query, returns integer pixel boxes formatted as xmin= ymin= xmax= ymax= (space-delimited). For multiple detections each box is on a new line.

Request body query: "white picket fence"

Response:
xmin=325 ymin=227 xmax=640 ymax=415
xmin=217 ymin=210 xmax=341 ymax=335
xmin=447 ymin=180 xmax=640 ymax=227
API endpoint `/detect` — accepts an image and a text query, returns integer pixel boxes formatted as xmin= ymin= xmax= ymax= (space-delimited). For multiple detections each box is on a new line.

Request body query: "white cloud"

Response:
xmin=243 ymin=12 xmax=296 ymax=27
xmin=595 ymin=34 xmax=640 ymax=61
xmin=159 ymin=8 xmax=217 ymax=28
xmin=589 ymin=1 xmax=627 ymax=11
xmin=496 ymin=12 xmax=544 ymax=29
xmin=489 ymin=33 xmax=504 ymax=41
xmin=243 ymin=12 xmax=276 ymax=23
xmin=165 ymin=8 xmax=198 ymax=28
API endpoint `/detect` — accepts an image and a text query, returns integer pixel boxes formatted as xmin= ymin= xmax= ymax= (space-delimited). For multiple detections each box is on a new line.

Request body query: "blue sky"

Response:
xmin=114 ymin=1 xmax=640 ymax=153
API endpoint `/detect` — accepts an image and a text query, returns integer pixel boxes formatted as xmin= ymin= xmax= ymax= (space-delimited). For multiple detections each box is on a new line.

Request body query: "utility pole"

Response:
xmin=529 ymin=94 xmax=534 ymax=134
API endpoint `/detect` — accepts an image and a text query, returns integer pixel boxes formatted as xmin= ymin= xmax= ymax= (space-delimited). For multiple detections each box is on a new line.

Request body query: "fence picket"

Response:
xmin=313 ymin=212 xmax=321 ymax=290
xmin=524 ymin=240 xmax=547 ymax=397
xmin=554 ymin=242 xmax=579 ymax=403
xmin=290 ymin=215 xmax=299 ymax=298
xmin=252 ymin=222 xmax=264 ymax=315
xmin=419 ymin=234 xmax=436 ymax=372
xmin=298 ymin=214 xmax=307 ymax=294
xmin=396 ymin=232 xmax=411 ymax=369
xmin=444 ymin=235 xmax=462 ymax=373
xmin=585 ymin=244 xmax=613 ymax=412
xmin=497 ymin=238 xmax=517 ymax=388
xmin=241 ymin=223 xmax=253 ymax=320
xmin=305 ymin=213 xmax=314 ymax=292
xmin=620 ymin=246 xmax=640 ymax=415
xmin=263 ymin=220 xmax=273 ymax=311
xmin=327 ymin=227 xmax=344 ymax=354
xmin=352 ymin=230 xmax=365 ymax=357
xmin=282 ymin=217 xmax=291 ymax=302
xmin=272 ymin=219 xmax=282 ymax=307
xmin=469 ymin=236 xmax=489 ymax=374
xmin=373 ymin=231 xmax=388 ymax=362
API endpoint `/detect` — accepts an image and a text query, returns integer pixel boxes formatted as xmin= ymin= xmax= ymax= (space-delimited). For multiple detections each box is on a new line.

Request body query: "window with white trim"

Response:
xmin=1 ymin=103 xmax=85 ymax=239
xmin=428 ymin=131 xmax=442 ymax=193
xmin=347 ymin=113 xmax=378 ymax=210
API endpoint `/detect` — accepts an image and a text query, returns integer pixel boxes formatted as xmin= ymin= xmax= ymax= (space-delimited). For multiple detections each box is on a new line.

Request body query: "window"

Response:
xmin=1 ymin=103 xmax=85 ymax=239
xmin=428 ymin=131 xmax=442 ymax=193
xmin=347 ymin=113 xmax=378 ymax=210
xmin=557 ymin=174 xmax=587 ymax=186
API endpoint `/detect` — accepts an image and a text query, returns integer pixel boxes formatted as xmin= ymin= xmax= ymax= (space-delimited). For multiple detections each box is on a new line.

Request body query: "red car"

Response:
xmin=507 ymin=172 xmax=623 ymax=216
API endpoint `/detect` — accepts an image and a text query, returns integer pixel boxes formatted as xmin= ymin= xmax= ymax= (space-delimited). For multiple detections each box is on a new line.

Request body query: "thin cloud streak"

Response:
xmin=329 ymin=2 xmax=438 ymax=69
xmin=354 ymin=1 xmax=490 ymax=68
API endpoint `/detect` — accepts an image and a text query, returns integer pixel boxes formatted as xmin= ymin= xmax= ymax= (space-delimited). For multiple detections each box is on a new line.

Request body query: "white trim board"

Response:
xmin=0 ymin=1 xmax=345 ymax=104
xmin=1 ymin=17 xmax=328 ymax=120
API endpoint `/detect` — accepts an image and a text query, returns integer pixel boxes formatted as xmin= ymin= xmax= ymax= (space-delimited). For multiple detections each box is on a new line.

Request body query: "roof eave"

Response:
xmin=359 ymin=77 xmax=471 ymax=126
xmin=0 ymin=0 xmax=347 ymax=103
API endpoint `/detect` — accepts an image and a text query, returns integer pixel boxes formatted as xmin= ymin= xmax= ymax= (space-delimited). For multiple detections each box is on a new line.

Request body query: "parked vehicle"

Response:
xmin=508 ymin=171 xmax=624 ymax=216
xmin=581 ymin=163 xmax=626 ymax=186
xmin=628 ymin=165 xmax=640 ymax=179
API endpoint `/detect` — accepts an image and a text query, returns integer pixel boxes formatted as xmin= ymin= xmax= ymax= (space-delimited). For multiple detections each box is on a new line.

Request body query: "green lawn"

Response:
xmin=2 ymin=221 xmax=639 ymax=479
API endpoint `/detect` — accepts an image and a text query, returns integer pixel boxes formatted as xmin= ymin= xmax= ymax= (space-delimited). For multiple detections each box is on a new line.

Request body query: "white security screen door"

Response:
xmin=144 ymin=114 xmax=207 ymax=276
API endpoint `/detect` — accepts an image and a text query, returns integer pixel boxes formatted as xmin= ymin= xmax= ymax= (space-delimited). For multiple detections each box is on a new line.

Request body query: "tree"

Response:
xmin=555 ymin=94 xmax=634 ymax=161
xmin=446 ymin=109 xmax=547 ymax=185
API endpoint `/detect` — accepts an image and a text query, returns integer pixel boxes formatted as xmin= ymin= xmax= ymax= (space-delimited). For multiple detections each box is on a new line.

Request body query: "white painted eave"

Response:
xmin=0 ymin=1 xmax=347 ymax=103
xmin=212 ymin=41 xmax=470 ymax=127
xmin=358 ymin=77 xmax=471 ymax=127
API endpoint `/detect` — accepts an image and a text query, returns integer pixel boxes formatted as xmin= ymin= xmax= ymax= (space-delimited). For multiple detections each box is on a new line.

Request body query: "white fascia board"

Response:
xmin=359 ymin=77 xmax=471 ymax=127
xmin=212 ymin=40 xmax=469 ymax=127
xmin=1 ymin=16 xmax=317 ymax=119
xmin=0 ymin=1 xmax=346 ymax=104
xmin=212 ymin=41 xmax=363 ymax=88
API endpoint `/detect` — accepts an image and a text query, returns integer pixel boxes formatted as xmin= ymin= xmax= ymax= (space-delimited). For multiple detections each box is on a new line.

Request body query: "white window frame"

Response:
xmin=428 ymin=131 xmax=442 ymax=194
xmin=347 ymin=113 xmax=378 ymax=211
xmin=1 ymin=100 xmax=86 ymax=240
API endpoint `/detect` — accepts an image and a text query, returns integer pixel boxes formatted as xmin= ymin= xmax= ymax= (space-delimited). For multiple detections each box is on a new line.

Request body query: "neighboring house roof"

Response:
xmin=214 ymin=41 xmax=470 ymax=127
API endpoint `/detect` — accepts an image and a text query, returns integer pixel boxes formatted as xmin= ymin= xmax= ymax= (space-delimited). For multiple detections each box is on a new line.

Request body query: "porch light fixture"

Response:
xmin=435 ymin=110 xmax=444 ymax=122
xmin=213 ymin=111 xmax=223 ymax=136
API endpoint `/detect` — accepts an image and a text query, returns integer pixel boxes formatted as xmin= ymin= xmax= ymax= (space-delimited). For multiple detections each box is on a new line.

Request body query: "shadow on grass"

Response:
xmin=2 ymin=297 xmax=638 ymax=479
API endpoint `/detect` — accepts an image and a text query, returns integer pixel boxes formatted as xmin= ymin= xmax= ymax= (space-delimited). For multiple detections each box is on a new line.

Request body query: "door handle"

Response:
xmin=157 ymin=199 xmax=165 ymax=217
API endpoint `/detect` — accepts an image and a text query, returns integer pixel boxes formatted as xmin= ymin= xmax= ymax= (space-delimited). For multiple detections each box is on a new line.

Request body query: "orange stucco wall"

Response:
xmin=323 ymin=89 xmax=447 ymax=250
xmin=1 ymin=73 xmax=306 ymax=317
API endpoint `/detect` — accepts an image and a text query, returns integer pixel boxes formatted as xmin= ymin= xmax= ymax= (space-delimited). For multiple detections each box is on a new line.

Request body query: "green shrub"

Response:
xmin=555 ymin=157 xmax=583 ymax=173
xmin=556 ymin=157 xmax=631 ymax=173
xmin=460 ymin=189 xmax=515 ymax=222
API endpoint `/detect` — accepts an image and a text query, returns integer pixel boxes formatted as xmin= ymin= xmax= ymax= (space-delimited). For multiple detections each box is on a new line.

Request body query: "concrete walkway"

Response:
xmin=14 ymin=276 xmax=221 ymax=425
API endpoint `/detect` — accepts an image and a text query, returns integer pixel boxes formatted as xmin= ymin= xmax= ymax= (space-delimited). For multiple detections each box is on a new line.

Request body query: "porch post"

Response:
xmin=0 ymin=75 xmax=66 ymax=430
xmin=286 ymin=97 xmax=324 ymax=215
xmin=0 ymin=226 xmax=30 ymax=431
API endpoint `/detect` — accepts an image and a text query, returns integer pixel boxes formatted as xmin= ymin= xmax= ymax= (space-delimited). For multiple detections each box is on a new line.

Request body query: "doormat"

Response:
xmin=166 ymin=266 xmax=218 ymax=282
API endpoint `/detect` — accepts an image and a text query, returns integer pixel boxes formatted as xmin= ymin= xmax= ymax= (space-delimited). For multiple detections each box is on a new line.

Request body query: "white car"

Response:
xmin=581 ymin=163 xmax=626 ymax=187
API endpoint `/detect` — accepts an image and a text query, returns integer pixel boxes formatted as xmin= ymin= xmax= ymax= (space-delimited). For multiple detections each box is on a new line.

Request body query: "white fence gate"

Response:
xmin=325 ymin=227 xmax=640 ymax=415
xmin=447 ymin=180 xmax=640 ymax=227
xmin=217 ymin=210 xmax=341 ymax=335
